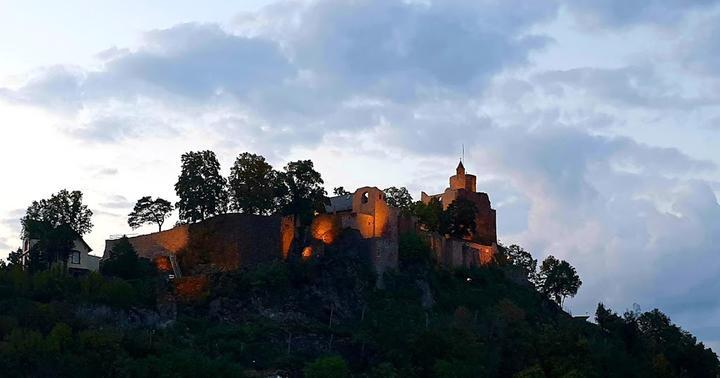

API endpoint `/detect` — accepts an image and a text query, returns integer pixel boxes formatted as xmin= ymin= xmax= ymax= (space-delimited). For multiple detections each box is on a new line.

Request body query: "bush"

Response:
xmin=398 ymin=232 xmax=432 ymax=267
xmin=101 ymin=237 xmax=156 ymax=280
xmin=304 ymin=355 xmax=350 ymax=378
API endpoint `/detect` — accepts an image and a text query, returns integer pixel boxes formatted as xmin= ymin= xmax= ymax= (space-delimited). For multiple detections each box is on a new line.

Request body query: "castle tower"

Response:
xmin=449 ymin=160 xmax=476 ymax=192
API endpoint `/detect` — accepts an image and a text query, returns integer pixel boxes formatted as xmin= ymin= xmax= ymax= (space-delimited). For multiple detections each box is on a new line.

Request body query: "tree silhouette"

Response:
xmin=101 ymin=236 xmax=155 ymax=279
xmin=21 ymin=189 xmax=93 ymax=236
xmin=536 ymin=255 xmax=582 ymax=307
xmin=333 ymin=186 xmax=351 ymax=196
xmin=280 ymin=160 xmax=327 ymax=227
xmin=228 ymin=152 xmax=286 ymax=215
xmin=383 ymin=186 xmax=414 ymax=214
xmin=413 ymin=198 xmax=443 ymax=232
xmin=174 ymin=150 xmax=228 ymax=223
xmin=6 ymin=248 xmax=23 ymax=268
xmin=20 ymin=190 xmax=93 ymax=270
xmin=505 ymin=244 xmax=537 ymax=282
xmin=128 ymin=196 xmax=174 ymax=232
xmin=440 ymin=198 xmax=477 ymax=239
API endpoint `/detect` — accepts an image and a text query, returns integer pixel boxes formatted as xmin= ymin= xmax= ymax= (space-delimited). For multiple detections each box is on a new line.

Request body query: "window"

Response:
xmin=70 ymin=250 xmax=81 ymax=264
xmin=361 ymin=191 xmax=369 ymax=203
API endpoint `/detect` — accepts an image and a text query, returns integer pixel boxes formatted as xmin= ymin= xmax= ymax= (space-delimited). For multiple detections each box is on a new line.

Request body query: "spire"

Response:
xmin=456 ymin=160 xmax=465 ymax=174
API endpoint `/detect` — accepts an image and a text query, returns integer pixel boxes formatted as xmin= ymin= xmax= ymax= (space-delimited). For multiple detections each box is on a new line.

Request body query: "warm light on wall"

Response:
xmin=154 ymin=256 xmax=172 ymax=272
xmin=311 ymin=214 xmax=340 ymax=244
xmin=302 ymin=246 xmax=313 ymax=260
xmin=478 ymin=246 xmax=495 ymax=265
xmin=281 ymin=216 xmax=295 ymax=259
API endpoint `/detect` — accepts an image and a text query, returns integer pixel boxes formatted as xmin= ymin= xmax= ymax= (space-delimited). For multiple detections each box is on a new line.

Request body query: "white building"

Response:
xmin=22 ymin=236 xmax=100 ymax=273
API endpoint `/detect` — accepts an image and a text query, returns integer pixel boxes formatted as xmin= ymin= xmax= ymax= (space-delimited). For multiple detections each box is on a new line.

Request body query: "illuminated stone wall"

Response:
xmin=103 ymin=213 xmax=288 ymax=274
xmin=309 ymin=186 xmax=399 ymax=277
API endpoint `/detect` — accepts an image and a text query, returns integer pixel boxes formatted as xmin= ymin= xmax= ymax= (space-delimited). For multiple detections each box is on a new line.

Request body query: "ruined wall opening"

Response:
xmin=361 ymin=191 xmax=369 ymax=203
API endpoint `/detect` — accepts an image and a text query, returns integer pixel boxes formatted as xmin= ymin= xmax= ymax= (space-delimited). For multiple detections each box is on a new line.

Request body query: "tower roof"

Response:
xmin=456 ymin=160 xmax=465 ymax=174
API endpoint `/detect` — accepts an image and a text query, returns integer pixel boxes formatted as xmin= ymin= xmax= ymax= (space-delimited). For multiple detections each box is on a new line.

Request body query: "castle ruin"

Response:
xmin=103 ymin=162 xmax=497 ymax=278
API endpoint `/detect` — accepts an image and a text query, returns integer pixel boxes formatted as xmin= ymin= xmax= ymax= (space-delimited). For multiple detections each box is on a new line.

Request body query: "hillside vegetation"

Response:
xmin=0 ymin=230 xmax=717 ymax=377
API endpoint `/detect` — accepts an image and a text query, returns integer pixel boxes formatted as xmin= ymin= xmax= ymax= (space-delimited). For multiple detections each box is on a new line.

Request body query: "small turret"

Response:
xmin=456 ymin=160 xmax=465 ymax=175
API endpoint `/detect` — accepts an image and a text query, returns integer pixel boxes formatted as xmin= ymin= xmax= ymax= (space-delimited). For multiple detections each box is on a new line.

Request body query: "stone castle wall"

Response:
xmin=104 ymin=213 xmax=293 ymax=274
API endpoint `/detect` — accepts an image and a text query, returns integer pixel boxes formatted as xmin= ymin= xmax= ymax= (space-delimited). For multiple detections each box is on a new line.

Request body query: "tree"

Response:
xmin=101 ymin=237 xmax=155 ymax=279
xmin=440 ymin=198 xmax=477 ymax=239
xmin=174 ymin=150 xmax=228 ymax=223
xmin=383 ymin=187 xmax=414 ymax=214
xmin=128 ymin=196 xmax=173 ymax=232
xmin=6 ymin=248 xmax=23 ymax=268
xmin=20 ymin=189 xmax=93 ymax=269
xmin=333 ymin=186 xmax=351 ymax=196
xmin=21 ymin=189 xmax=93 ymax=236
xmin=536 ymin=255 xmax=582 ymax=307
xmin=23 ymin=222 xmax=76 ymax=272
xmin=280 ymin=160 xmax=327 ymax=227
xmin=413 ymin=198 xmax=443 ymax=232
xmin=505 ymin=244 xmax=537 ymax=281
xmin=228 ymin=152 xmax=285 ymax=215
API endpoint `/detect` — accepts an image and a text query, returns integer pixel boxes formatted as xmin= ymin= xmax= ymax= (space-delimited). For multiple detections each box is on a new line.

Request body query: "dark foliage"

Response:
xmin=175 ymin=150 xmax=228 ymax=223
xmin=502 ymin=244 xmax=538 ymax=282
xmin=21 ymin=189 xmax=93 ymax=237
xmin=412 ymin=198 xmax=443 ymax=232
xmin=383 ymin=186 xmax=414 ymax=214
xmin=0 ymin=236 xmax=716 ymax=377
xmin=440 ymin=198 xmax=478 ymax=239
xmin=536 ymin=255 xmax=582 ymax=307
xmin=333 ymin=186 xmax=351 ymax=196
xmin=101 ymin=237 xmax=156 ymax=280
xmin=128 ymin=196 xmax=173 ymax=232
xmin=228 ymin=152 xmax=286 ymax=215
xmin=280 ymin=160 xmax=327 ymax=226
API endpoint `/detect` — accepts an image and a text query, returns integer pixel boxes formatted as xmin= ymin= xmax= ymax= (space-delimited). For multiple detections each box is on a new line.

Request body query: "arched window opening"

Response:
xmin=361 ymin=191 xmax=369 ymax=203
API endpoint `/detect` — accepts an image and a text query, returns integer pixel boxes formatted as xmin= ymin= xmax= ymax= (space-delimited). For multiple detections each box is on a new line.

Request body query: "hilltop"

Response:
xmin=0 ymin=229 xmax=717 ymax=377
xmin=5 ymin=152 xmax=718 ymax=377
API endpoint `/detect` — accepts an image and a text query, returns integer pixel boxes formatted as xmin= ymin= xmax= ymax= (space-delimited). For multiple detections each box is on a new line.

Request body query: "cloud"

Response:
xmin=679 ymin=14 xmax=720 ymax=77
xmin=534 ymin=66 xmax=711 ymax=110
xmin=477 ymin=125 xmax=720 ymax=339
xmin=96 ymin=168 xmax=119 ymax=176
xmin=99 ymin=194 xmax=134 ymax=210
xmin=274 ymin=0 xmax=555 ymax=91
xmin=1 ymin=0 xmax=557 ymax=148
xmin=562 ymin=0 xmax=720 ymax=28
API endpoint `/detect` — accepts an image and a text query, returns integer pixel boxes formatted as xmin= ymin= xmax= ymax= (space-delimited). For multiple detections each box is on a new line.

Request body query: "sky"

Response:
xmin=1 ymin=0 xmax=720 ymax=350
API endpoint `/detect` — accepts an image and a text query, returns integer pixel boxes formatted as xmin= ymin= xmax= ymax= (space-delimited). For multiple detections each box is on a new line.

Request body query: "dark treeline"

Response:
xmin=0 ymin=237 xmax=717 ymax=377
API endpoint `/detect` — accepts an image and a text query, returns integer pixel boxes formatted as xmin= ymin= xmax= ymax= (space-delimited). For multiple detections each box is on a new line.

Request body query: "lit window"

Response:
xmin=70 ymin=250 xmax=81 ymax=264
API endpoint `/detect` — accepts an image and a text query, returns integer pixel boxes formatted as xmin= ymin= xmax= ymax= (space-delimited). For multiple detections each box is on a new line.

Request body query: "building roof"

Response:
xmin=23 ymin=219 xmax=93 ymax=252
xmin=325 ymin=194 xmax=353 ymax=213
